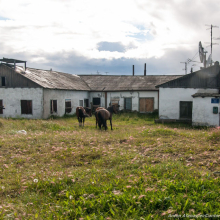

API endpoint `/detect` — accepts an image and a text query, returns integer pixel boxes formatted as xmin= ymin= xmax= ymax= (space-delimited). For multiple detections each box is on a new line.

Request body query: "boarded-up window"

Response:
xmin=124 ymin=98 xmax=132 ymax=110
xmin=1 ymin=77 xmax=6 ymax=86
xmin=21 ymin=100 xmax=32 ymax=114
xmin=50 ymin=100 xmax=57 ymax=114
xmin=93 ymin=98 xmax=100 ymax=105
xmin=0 ymin=100 xmax=3 ymax=114
xmin=84 ymin=99 xmax=89 ymax=107
xmin=180 ymin=101 xmax=192 ymax=119
xmin=139 ymin=98 xmax=154 ymax=113
xmin=65 ymin=99 xmax=71 ymax=113
xmin=79 ymin=100 xmax=83 ymax=107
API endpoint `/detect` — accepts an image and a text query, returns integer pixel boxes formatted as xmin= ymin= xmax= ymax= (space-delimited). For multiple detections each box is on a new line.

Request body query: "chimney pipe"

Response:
xmin=133 ymin=65 xmax=134 ymax=76
xmin=144 ymin=63 xmax=146 ymax=76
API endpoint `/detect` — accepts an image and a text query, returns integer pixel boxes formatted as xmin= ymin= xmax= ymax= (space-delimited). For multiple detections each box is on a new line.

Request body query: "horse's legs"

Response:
xmin=83 ymin=117 xmax=85 ymax=126
xmin=110 ymin=118 xmax=113 ymax=130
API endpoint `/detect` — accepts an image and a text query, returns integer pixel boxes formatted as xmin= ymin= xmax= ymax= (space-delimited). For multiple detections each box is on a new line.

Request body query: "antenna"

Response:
xmin=180 ymin=61 xmax=187 ymax=75
xmin=105 ymin=72 xmax=109 ymax=75
xmin=199 ymin=41 xmax=204 ymax=63
xmin=205 ymin=24 xmax=219 ymax=65
xmin=198 ymin=41 xmax=208 ymax=68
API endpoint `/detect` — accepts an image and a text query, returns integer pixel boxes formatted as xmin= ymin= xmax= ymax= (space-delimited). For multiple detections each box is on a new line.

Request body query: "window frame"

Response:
xmin=65 ymin=99 xmax=72 ymax=114
xmin=79 ymin=100 xmax=83 ymax=107
xmin=1 ymin=77 xmax=6 ymax=87
xmin=50 ymin=100 xmax=57 ymax=114
xmin=124 ymin=97 xmax=132 ymax=110
xmin=21 ymin=100 xmax=32 ymax=115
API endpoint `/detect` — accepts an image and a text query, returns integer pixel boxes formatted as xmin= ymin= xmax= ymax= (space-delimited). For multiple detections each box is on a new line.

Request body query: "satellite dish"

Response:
xmin=199 ymin=41 xmax=204 ymax=63
xmin=207 ymin=54 xmax=212 ymax=66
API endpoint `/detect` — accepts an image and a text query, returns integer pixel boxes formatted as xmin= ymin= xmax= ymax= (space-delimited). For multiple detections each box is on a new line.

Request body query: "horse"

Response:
xmin=76 ymin=106 xmax=90 ymax=127
xmin=96 ymin=105 xmax=118 ymax=130
xmin=84 ymin=107 xmax=92 ymax=117
xmin=95 ymin=107 xmax=105 ymax=128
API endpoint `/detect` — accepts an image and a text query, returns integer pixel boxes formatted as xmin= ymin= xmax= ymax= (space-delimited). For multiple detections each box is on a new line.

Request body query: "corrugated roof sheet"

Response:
xmin=15 ymin=66 xmax=91 ymax=91
xmin=80 ymin=75 xmax=182 ymax=91
xmin=8 ymin=64 xmax=182 ymax=91
xmin=156 ymin=64 xmax=220 ymax=88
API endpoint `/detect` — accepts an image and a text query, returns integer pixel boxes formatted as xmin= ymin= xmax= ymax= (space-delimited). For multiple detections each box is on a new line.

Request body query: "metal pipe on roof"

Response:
xmin=133 ymin=65 xmax=134 ymax=76
xmin=144 ymin=63 xmax=146 ymax=76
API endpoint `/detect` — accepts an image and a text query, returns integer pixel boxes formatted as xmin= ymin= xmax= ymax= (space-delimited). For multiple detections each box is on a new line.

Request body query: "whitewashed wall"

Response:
xmin=192 ymin=97 xmax=220 ymax=126
xmin=43 ymin=89 xmax=89 ymax=118
xmin=159 ymin=88 xmax=218 ymax=119
xmin=0 ymin=88 xmax=44 ymax=119
xmin=89 ymin=91 xmax=158 ymax=111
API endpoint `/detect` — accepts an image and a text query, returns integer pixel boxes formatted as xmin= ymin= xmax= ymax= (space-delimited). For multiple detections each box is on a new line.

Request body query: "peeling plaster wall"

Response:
xmin=192 ymin=97 xmax=220 ymax=126
xmin=0 ymin=88 xmax=43 ymax=119
xmin=43 ymin=89 xmax=89 ymax=119
xmin=89 ymin=91 xmax=158 ymax=111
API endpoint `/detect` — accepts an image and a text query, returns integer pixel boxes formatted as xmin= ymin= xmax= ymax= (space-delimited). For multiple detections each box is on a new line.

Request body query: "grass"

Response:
xmin=0 ymin=113 xmax=220 ymax=219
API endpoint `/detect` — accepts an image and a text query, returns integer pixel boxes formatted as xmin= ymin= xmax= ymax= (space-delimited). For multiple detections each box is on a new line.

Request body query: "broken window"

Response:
xmin=93 ymin=98 xmax=100 ymax=105
xmin=65 ymin=99 xmax=72 ymax=113
xmin=0 ymin=100 xmax=3 ymax=114
xmin=1 ymin=77 xmax=6 ymax=86
xmin=84 ymin=99 xmax=89 ymax=107
xmin=180 ymin=101 xmax=192 ymax=119
xmin=124 ymin=98 xmax=132 ymax=110
xmin=50 ymin=100 xmax=57 ymax=114
xmin=21 ymin=100 xmax=32 ymax=114
xmin=79 ymin=100 xmax=83 ymax=107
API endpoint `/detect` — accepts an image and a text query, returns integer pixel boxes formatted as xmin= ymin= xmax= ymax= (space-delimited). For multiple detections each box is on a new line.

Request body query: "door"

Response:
xmin=139 ymin=98 xmax=154 ymax=113
xmin=180 ymin=101 xmax=192 ymax=119
xmin=0 ymin=100 xmax=3 ymax=114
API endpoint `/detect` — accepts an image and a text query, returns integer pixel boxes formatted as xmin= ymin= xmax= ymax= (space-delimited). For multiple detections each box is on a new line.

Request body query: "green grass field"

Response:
xmin=0 ymin=113 xmax=220 ymax=219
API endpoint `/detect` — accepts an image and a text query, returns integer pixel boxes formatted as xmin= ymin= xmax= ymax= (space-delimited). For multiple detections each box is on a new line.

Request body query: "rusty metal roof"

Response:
xmin=14 ymin=66 xmax=91 ymax=91
xmin=80 ymin=75 xmax=182 ymax=91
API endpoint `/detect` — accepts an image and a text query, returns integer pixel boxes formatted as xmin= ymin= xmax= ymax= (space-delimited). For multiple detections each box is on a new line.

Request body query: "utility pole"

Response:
xmin=205 ymin=24 xmax=218 ymax=65
xmin=180 ymin=62 xmax=187 ymax=75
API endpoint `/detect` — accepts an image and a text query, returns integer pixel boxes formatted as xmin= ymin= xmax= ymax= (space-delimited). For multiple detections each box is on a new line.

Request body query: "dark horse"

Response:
xmin=95 ymin=107 xmax=105 ymax=128
xmin=76 ymin=106 xmax=91 ymax=126
xmin=84 ymin=107 xmax=92 ymax=117
xmin=97 ymin=105 xmax=118 ymax=130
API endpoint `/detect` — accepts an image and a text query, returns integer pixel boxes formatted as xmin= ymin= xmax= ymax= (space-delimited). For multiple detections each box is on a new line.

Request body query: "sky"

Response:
xmin=0 ymin=0 xmax=220 ymax=76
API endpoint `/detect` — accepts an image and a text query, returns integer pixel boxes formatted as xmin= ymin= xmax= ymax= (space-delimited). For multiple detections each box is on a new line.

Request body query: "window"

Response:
xmin=50 ymin=100 xmax=57 ymax=114
xmin=1 ymin=77 xmax=6 ymax=86
xmin=21 ymin=100 xmax=32 ymax=114
xmin=93 ymin=97 xmax=100 ymax=105
xmin=65 ymin=99 xmax=72 ymax=113
xmin=79 ymin=100 xmax=83 ymax=107
xmin=180 ymin=101 xmax=192 ymax=119
xmin=124 ymin=98 xmax=132 ymax=110
xmin=84 ymin=99 xmax=89 ymax=107
xmin=0 ymin=100 xmax=3 ymax=114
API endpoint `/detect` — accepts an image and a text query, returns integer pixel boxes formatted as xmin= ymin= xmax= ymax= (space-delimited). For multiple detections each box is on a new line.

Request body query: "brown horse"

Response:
xmin=84 ymin=107 xmax=92 ymax=117
xmin=97 ymin=105 xmax=118 ymax=130
xmin=95 ymin=107 xmax=105 ymax=128
xmin=76 ymin=106 xmax=90 ymax=126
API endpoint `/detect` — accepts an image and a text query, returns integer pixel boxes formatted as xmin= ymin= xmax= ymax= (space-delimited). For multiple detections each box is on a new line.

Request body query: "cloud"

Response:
xmin=97 ymin=42 xmax=126 ymax=52
xmin=0 ymin=0 xmax=220 ymax=75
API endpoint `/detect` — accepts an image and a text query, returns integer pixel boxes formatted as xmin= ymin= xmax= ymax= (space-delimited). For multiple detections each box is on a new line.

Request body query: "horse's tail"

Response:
xmin=97 ymin=111 xmax=106 ymax=129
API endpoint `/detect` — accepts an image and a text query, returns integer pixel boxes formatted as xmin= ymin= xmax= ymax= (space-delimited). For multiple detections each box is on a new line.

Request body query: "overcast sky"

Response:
xmin=1 ymin=0 xmax=220 ymax=75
